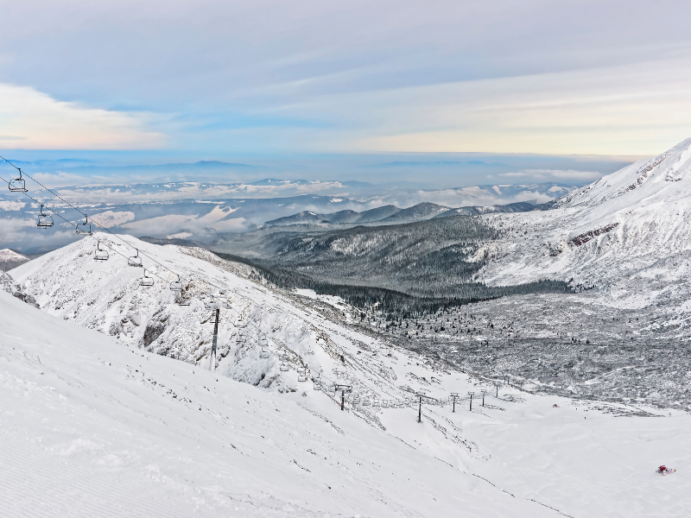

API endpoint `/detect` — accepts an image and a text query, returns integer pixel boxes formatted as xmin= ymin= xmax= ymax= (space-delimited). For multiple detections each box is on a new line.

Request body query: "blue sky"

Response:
xmin=1 ymin=0 xmax=691 ymax=181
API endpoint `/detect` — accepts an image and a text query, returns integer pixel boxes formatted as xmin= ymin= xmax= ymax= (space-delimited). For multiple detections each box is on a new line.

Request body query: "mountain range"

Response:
xmin=6 ymin=140 xmax=691 ymax=515
xmin=0 ymin=181 xmax=576 ymax=253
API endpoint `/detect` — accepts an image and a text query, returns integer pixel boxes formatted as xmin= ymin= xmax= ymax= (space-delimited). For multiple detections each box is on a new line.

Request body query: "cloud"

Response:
xmin=0 ymin=83 xmax=165 ymax=150
xmin=90 ymin=211 xmax=136 ymax=228
xmin=2 ymin=1 xmax=690 ymax=156
xmin=121 ymin=207 xmax=246 ymax=236
xmin=500 ymin=169 xmax=601 ymax=182
xmin=0 ymin=201 xmax=26 ymax=211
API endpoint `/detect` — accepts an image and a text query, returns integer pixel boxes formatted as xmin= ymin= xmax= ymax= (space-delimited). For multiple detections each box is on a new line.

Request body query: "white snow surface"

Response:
xmin=3 ymin=286 xmax=691 ymax=517
xmin=476 ymin=139 xmax=691 ymax=308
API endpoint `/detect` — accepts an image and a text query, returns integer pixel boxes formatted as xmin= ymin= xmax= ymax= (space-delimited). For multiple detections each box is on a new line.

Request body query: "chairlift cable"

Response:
xmin=93 ymin=238 xmax=168 ymax=283
xmin=0 ymin=155 xmax=183 ymax=281
xmin=3 ymin=163 xmax=354 ymax=393
xmin=0 ymin=174 xmax=83 ymax=229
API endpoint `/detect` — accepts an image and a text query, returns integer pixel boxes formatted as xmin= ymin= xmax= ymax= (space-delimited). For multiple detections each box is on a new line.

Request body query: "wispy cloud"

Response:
xmin=501 ymin=169 xmax=601 ymax=182
xmin=0 ymin=1 xmax=689 ymax=156
xmin=0 ymin=83 xmax=164 ymax=150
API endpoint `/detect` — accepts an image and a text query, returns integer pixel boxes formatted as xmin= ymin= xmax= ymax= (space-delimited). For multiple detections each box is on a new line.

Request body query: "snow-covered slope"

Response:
xmin=11 ymin=234 xmax=320 ymax=392
xmin=4 ymin=282 xmax=691 ymax=517
xmin=0 ymin=248 xmax=29 ymax=271
xmin=2 ymin=289 xmax=554 ymax=517
xmin=476 ymin=139 xmax=691 ymax=308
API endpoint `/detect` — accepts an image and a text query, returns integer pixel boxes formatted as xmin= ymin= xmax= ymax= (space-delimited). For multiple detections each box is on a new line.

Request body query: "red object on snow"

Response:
xmin=659 ymin=465 xmax=666 ymax=472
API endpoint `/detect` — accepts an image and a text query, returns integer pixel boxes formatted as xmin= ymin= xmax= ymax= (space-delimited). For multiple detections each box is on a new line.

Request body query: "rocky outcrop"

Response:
xmin=1 ymin=271 xmax=39 ymax=309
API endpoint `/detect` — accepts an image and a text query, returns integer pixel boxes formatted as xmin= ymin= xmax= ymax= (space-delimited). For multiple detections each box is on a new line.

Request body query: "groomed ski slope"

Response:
xmin=3 ymin=288 xmax=691 ymax=517
xmin=0 ymin=290 xmax=555 ymax=518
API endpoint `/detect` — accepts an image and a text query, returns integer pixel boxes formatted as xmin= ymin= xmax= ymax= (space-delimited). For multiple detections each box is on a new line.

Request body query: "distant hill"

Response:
xmin=0 ymin=249 xmax=30 ymax=272
xmin=264 ymin=201 xmax=536 ymax=228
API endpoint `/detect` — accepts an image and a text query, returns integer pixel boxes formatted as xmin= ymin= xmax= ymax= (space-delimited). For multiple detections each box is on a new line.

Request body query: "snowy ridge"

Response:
xmin=0 ymin=248 xmax=28 ymax=261
xmin=476 ymin=139 xmax=691 ymax=308
xmin=10 ymin=233 xmax=501 ymax=409
xmin=0 ymin=248 xmax=30 ymax=272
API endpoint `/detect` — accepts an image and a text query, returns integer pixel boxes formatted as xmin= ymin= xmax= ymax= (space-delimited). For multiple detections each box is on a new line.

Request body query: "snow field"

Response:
xmin=0 ymin=290 xmax=556 ymax=517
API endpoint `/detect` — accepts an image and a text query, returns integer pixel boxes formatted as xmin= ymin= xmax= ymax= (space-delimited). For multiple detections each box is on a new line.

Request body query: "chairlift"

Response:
xmin=279 ymin=362 xmax=289 ymax=372
xmin=177 ymin=297 xmax=191 ymax=306
xmin=36 ymin=205 xmax=54 ymax=229
xmin=8 ymin=168 xmax=28 ymax=193
xmin=76 ymin=215 xmax=92 ymax=235
xmin=169 ymin=275 xmax=183 ymax=292
xmin=140 ymin=269 xmax=154 ymax=287
xmin=298 ymin=371 xmax=308 ymax=383
xmin=259 ymin=346 xmax=269 ymax=359
xmin=128 ymin=248 xmax=143 ymax=267
xmin=94 ymin=241 xmax=109 ymax=261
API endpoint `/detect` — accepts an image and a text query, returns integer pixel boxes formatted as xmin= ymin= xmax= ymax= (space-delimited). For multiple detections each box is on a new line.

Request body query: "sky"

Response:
xmin=2 ymin=0 xmax=691 ymax=250
xmin=0 ymin=0 xmax=690 ymax=183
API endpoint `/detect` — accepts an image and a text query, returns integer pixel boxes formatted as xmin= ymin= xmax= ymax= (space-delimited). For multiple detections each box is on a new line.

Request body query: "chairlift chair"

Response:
xmin=259 ymin=346 xmax=269 ymax=359
xmin=298 ymin=368 xmax=308 ymax=382
xmin=177 ymin=297 xmax=191 ymax=306
xmin=94 ymin=241 xmax=109 ymax=261
xmin=140 ymin=269 xmax=154 ymax=287
xmin=169 ymin=275 xmax=183 ymax=292
xmin=36 ymin=205 xmax=54 ymax=229
xmin=279 ymin=362 xmax=289 ymax=372
xmin=76 ymin=215 xmax=92 ymax=235
xmin=128 ymin=249 xmax=143 ymax=267
xmin=8 ymin=168 xmax=28 ymax=193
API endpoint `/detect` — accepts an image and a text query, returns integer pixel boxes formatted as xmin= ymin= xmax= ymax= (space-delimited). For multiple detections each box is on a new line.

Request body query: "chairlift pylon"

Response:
xmin=204 ymin=296 xmax=220 ymax=310
xmin=128 ymin=248 xmax=143 ymax=267
xmin=8 ymin=168 xmax=28 ymax=193
xmin=94 ymin=240 xmax=109 ymax=261
xmin=37 ymin=204 xmax=54 ymax=229
xmin=169 ymin=275 xmax=183 ymax=292
xmin=76 ymin=215 xmax=92 ymax=235
xmin=140 ymin=268 xmax=154 ymax=287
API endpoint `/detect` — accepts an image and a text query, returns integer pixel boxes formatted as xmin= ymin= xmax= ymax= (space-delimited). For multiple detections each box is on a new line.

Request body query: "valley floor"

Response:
xmin=353 ymin=291 xmax=691 ymax=411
